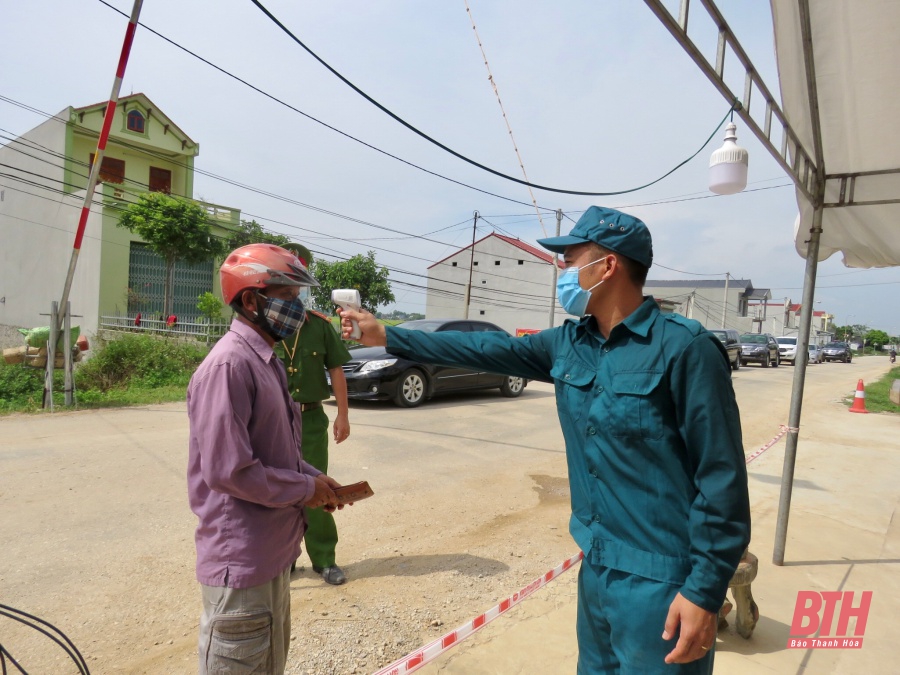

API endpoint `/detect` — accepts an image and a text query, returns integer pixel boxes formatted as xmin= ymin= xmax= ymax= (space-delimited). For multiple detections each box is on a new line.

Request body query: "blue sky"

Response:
xmin=2 ymin=0 xmax=898 ymax=335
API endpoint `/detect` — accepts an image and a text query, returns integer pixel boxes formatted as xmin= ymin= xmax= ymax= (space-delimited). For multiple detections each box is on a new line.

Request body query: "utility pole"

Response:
xmin=462 ymin=210 xmax=479 ymax=319
xmin=548 ymin=209 xmax=562 ymax=328
xmin=721 ymin=272 xmax=730 ymax=327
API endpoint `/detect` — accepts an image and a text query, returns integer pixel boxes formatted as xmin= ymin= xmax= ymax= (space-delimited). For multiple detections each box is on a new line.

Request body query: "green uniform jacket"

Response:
xmin=386 ymin=297 xmax=750 ymax=612
xmin=280 ymin=312 xmax=351 ymax=403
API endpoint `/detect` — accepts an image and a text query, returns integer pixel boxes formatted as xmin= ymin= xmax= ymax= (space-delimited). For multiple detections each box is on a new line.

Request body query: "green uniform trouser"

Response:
xmin=301 ymin=406 xmax=338 ymax=568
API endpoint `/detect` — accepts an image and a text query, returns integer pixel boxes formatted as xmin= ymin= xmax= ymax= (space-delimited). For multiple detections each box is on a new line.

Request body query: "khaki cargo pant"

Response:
xmin=198 ymin=566 xmax=291 ymax=674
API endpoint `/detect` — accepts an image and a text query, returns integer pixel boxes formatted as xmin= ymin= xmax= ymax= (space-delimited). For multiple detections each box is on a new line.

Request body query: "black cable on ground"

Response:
xmin=0 ymin=604 xmax=90 ymax=675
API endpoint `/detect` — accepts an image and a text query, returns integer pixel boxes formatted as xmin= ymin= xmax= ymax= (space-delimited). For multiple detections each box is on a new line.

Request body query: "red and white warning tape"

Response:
xmin=373 ymin=425 xmax=789 ymax=674
xmin=371 ymin=551 xmax=584 ymax=675
xmin=744 ymin=424 xmax=795 ymax=465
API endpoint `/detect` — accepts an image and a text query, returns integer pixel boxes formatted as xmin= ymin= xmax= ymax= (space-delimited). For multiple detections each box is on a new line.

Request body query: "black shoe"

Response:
xmin=313 ymin=565 xmax=346 ymax=585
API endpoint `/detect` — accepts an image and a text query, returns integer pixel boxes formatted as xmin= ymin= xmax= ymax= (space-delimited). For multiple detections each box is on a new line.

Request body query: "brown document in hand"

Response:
xmin=333 ymin=481 xmax=374 ymax=505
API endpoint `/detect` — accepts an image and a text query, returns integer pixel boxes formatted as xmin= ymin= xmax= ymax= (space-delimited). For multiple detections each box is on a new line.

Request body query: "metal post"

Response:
xmin=463 ymin=211 xmax=478 ymax=319
xmin=63 ymin=302 xmax=74 ymax=406
xmin=43 ymin=302 xmax=58 ymax=410
xmin=773 ymin=204 xmax=823 ymax=565
xmin=548 ymin=209 xmax=562 ymax=328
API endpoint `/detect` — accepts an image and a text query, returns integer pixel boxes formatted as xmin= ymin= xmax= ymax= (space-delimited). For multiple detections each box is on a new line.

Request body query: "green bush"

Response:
xmin=75 ymin=334 xmax=206 ymax=392
xmin=0 ymin=363 xmax=59 ymax=412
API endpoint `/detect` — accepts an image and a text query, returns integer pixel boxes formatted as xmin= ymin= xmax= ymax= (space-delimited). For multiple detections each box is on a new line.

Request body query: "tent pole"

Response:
xmin=773 ymin=203 xmax=823 ymax=565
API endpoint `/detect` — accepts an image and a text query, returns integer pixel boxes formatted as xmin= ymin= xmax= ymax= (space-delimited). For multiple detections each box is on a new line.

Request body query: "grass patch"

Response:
xmin=2 ymin=317 xmax=405 ymax=415
xmin=859 ymin=364 xmax=900 ymax=413
xmin=0 ymin=334 xmax=205 ymax=415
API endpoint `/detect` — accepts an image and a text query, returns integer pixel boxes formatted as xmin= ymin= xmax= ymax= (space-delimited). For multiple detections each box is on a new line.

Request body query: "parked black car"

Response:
xmin=821 ymin=341 xmax=853 ymax=363
xmin=739 ymin=333 xmax=780 ymax=367
xmin=709 ymin=328 xmax=742 ymax=370
xmin=333 ymin=319 xmax=528 ymax=407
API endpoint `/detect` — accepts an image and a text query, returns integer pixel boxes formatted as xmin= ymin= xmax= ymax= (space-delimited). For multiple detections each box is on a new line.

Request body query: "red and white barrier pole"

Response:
xmin=45 ymin=0 xmax=144 ymax=408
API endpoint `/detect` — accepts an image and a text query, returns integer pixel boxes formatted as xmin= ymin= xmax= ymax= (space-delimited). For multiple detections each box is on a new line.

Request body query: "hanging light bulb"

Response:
xmin=709 ymin=122 xmax=748 ymax=195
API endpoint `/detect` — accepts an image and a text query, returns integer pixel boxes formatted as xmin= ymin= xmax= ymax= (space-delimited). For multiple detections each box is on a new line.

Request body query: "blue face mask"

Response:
xmin=556 ymin=256 xmax=607 ymax=316
xmin=261 ymin=294 xmax=307 ymax=341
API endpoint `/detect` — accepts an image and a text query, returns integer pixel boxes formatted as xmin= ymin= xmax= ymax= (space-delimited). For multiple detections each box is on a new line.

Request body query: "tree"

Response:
xmin=118 ymin=193 xmax=226 ymax=315
xmin=866 ymin=329 xmax=889 ymax=350
xmin=225 ymin=219 xmax=290 ymax=250
xmin=309 ymin=251 xmax=394 ymax=313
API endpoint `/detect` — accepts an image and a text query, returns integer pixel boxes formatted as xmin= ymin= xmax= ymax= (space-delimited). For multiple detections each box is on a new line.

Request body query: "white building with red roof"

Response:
xmin=425 ymin=233 xmax=567 ymax=335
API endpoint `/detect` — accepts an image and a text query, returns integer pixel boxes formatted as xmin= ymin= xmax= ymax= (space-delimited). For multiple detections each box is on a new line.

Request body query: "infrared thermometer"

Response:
xmin=331 ymin=289 xmax=362 ymax=340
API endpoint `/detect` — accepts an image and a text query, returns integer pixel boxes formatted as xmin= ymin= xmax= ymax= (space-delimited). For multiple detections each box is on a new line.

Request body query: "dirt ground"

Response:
xmin=0 ymin=356 xmax=893 ymax=674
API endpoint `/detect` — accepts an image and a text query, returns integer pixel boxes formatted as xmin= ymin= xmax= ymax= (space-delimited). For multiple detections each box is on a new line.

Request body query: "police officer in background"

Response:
xmin=280 ymin=243 xmax=353 ymax=586
xmin=338 ymin=206 xmax=751 ymax=673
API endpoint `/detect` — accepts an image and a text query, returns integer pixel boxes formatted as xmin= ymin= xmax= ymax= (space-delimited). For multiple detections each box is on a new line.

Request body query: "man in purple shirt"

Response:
xmin=188 ymin=243 xmax=345 ymax=674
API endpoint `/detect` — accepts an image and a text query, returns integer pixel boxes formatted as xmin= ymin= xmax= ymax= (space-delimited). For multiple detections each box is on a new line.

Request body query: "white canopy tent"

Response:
xmin=643 ymin=0 xmax=900 ymax=564
xmin=777 ymin=0 xmax=900 ymax=268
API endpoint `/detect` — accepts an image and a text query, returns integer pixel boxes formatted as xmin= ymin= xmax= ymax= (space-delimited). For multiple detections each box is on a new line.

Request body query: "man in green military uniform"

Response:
xmin=280 ymin=243 xmax=352 ymax=586
xmin=338 ymin=207 xmax=751 ymax=673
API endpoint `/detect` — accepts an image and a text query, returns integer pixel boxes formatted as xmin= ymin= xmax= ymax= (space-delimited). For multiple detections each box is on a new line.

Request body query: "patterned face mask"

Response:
xmin=261 ymin=294 xmax=306 ymax=341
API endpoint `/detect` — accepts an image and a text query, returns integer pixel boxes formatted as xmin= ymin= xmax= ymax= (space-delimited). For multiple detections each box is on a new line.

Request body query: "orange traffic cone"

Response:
xmin=849 ymin=379 xmax=869 ymax=414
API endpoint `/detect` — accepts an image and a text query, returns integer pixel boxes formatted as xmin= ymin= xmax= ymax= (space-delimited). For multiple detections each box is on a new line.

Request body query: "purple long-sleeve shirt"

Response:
xmin=187 ymin=319 xmax=321 ymax=588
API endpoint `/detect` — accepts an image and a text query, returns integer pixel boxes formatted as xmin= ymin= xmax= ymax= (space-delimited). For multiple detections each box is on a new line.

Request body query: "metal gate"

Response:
xmin=127 ymin=243 xmax=214 ymax=321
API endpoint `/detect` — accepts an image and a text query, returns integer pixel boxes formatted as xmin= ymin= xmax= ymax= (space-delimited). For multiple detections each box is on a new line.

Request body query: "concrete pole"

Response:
xmin=721 ymin=273 xmax=729 ymax=327
xmin=548 ymin=209 xmax=562 ymax=328
xmin=463 ymin=211 xmax=478 ymax=319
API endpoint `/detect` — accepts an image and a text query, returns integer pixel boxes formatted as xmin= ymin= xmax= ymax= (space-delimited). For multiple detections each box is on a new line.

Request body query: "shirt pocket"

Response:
xmin=609 ymin=370 xmax=665 ymax=440
xmin=550 ymin=360 xmax=596 ymax=424
xmin=300 ymin=345 xmax=326 ymax=370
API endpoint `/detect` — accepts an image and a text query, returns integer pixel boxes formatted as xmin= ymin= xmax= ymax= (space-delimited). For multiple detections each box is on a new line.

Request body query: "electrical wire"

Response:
xmin=248 ymin=0 xmax=738 ymax=196
xmin=91 ymin=0 xmax=554 ymax=212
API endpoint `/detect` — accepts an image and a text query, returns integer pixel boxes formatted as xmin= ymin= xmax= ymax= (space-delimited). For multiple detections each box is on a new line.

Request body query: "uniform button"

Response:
xmin=593 ymin=515 xmax=601 ymax=523
xmin=565 ymin=373 xmax=571 ymax=380
xmin=602 ymin=346 xmax=610 ymax=353
xmin=588 ymin=427 xmax=596 ymax=435
xmin=597 ymin=386 xmax=604 ymax=393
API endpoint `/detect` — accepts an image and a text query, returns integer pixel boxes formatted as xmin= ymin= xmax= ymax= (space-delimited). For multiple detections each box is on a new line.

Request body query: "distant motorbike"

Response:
xmin=891 ymin=352 xmax=897 ymax=364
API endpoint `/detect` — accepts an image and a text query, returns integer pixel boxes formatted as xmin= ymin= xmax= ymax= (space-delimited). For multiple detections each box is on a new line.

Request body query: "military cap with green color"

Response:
xmin=537 ymin=205 xmax=653 ymax=268
xmin=282 ymin=242 xmax=314 ymax=268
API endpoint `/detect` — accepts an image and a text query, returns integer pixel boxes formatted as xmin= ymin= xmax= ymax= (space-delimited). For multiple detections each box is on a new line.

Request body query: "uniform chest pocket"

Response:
xmin=300 ymin=346 xmax=326 ymax=367
xmin=609 ymin=370 xmax=665 ymax=440
xmin=551 ymin=361 xmax=596 ymax=424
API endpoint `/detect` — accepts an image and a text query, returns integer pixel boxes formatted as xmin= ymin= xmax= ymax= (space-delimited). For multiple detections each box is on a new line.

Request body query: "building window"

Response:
xmin=451 ymin=262 xmax=457 ymax=267
xmin=518 ymin=260 xmax=524 ymax=265
xmin=127 ymin=110 xmax=145 ymax=134
xmin=482 ymin=280 xmax=487 ymax=284
xmin=473 ymin=261 xmax=479 ymax=266
xmin=479 ymin=310 xmax=485 ymax=315
xmin=89 ymin=153 xmax=125 ymax=184
xmin=495 ymin=260 xmax=500 ymax=265
xmin=149 ymin=167 xmax=172 ymax=193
